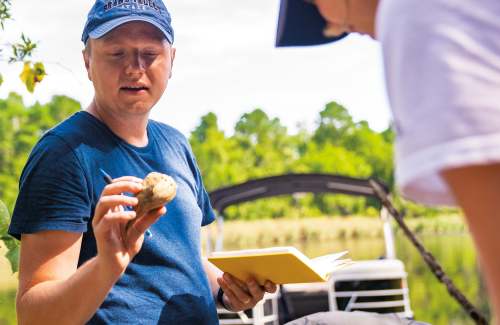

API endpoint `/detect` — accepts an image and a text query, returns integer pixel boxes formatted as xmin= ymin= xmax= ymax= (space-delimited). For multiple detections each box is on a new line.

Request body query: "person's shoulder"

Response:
xmin=44 ymin=111 xmax=112 ymax=152
xmin=20 ymin=122 xmax=87 ymax=187
xmin=48 ymin=111 xmax=97 ymax=140
xmin=149 ymin=119 xmax=190 ymax=147
xmin=32 ymin=111 xmax=105 ymax=159
xmin=29 ymin=131 xmax=80 ymax=166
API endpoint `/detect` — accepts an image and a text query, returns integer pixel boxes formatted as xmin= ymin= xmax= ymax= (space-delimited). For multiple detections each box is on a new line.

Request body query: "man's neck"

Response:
xmin=86 ymin=99 xmax=149 ymax=147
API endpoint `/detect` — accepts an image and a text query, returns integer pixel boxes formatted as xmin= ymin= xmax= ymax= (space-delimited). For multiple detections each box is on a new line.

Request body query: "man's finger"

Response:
xmin=94 ymin=210 xmax=136 ymax=231
xmin=101 ymin=181 xmax=143 ymax=196
xmin=222 ymin=273 xmax=252 ymax=305
xmin=130 ymin=206 xmax=166 ymax=233
xmin=246 ymin=278 xmax=265 ymax=302
xmin=264 ymin=280 xmax=277 ymax=293
xmin=111 ymin=176 xmax=144 ymax=184
xmin=217 ymin=278 xmax=238 ymax=311
xmin=225 ymin=273 xmax=250 ymax=294
xmin=94 ymin=195 xmax=138 ymax=223
xmin=125 ymin=206 xmax=166 ymax=244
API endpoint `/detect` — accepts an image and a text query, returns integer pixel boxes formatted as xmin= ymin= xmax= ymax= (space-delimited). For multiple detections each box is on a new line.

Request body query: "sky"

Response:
xmin=0 ymin=0 xmax=392 ymax=137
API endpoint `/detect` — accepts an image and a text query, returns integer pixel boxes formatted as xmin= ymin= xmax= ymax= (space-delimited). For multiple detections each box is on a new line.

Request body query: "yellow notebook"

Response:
xmin=208 ymin=247 xmax=349 ymax=285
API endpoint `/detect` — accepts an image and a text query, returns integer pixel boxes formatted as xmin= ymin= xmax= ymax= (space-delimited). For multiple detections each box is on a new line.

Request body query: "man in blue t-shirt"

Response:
xmin=9 ymin=1 xmax=276 ymax=324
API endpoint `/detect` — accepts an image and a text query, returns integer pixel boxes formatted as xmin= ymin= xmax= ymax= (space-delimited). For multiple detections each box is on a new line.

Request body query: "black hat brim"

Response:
xmin=275 ymin=0 xmax=348 ymax=47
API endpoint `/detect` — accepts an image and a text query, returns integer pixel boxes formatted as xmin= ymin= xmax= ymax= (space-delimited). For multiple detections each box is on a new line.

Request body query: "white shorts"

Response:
xmin=377 ymin=0 xmax=500 ymax=206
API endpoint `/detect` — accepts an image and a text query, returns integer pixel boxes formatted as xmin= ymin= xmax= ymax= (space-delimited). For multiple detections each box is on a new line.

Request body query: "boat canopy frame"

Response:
xmin=209 ymin=173 xmax=389 ymax=216
xmin=206 ymin=173 xmax=395 ymax=258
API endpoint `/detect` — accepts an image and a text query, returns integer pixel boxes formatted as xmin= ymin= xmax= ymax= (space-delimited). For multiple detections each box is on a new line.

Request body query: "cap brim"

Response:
xmin=88 ymin=16 xmax=173 ymax=44
xmin=276 ymin=0 xmax=348 ymax=47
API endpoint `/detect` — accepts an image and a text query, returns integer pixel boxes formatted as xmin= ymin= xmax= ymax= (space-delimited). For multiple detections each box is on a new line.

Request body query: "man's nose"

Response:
xmin=125 ymin=52 xmax=146 ymax=75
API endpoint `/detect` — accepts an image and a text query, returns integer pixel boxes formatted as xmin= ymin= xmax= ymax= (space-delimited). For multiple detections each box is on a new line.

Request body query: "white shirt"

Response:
xmin=377 ymin=0 xmax=500 ymax=205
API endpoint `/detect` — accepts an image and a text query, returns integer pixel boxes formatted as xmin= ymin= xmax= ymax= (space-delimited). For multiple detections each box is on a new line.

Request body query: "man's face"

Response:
xmin=314 ymin=0 xmax=379 ymax=38
xmin=84 ymin=21 xmax=175 ymax=116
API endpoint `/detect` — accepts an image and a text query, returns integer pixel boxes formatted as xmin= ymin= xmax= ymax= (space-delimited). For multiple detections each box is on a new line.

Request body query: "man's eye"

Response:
xmin=111 ymin=52 xmax=124 ymax=57
xmin=143 ymin=52 xmax=158 ymax=57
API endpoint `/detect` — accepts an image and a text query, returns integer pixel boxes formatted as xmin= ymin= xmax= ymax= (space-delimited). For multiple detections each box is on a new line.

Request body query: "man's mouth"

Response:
xmin=120 ymin=85 xmax=149 ymax=93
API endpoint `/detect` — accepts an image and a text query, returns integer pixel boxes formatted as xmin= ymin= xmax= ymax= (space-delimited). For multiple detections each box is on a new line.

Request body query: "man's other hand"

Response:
xmin=216 ymin=273 xmax=277 ymax=312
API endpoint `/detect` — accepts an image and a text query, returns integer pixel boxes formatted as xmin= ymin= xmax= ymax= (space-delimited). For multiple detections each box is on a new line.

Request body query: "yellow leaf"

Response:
xmin=19 ymin=62 xmax=35 ymax=92
xmin=33 ymin=62 xmax=46 ymax=83
xmin=19 ymin=61 xmax=46 ymax=93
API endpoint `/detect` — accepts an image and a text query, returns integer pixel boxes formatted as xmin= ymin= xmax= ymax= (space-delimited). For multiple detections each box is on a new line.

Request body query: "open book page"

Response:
xmin=210 ymin=246 xmax=301 ymax=257
xmin=208 ymin=247 xmax=350 ymax=284
xmin=310 ymin=251 xmax=351 ymax=278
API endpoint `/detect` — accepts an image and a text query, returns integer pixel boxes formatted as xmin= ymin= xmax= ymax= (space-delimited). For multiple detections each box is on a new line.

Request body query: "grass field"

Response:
xmin=202 ymin=214 xmax=467 ymax=249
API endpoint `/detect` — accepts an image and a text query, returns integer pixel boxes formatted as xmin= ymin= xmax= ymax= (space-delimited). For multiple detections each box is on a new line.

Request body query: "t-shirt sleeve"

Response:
xmin=197 ymin=179 xmax=216 ymax=227
xmin=8 ymin=134 xmax=92 ymax=240
xmin=193 ymin=159 xmax=216 ymax=227
xmin=182 ymin=141 xmax=216 ymax=227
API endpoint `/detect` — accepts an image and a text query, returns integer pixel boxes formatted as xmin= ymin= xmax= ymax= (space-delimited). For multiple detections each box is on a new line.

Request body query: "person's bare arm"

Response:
xmin=17 ymin=231 xmax=121 ymax=325
xmin=16 ymin=177 xmax=166 ymax=325
xmin=203 ymin=258 xmax=223 ymax=300
xmin=443 ymin=164 xmax=500 ymax=323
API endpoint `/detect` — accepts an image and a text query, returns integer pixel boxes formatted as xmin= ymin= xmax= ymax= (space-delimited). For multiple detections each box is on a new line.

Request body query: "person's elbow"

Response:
xmin=16 ymin=289 xmax=35 ymax=325
xmin=15 ymin=289 xmax=72 ymax=325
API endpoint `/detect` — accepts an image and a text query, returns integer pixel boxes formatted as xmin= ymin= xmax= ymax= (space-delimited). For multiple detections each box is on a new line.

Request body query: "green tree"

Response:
xmin=234 ymin=109 xmax=295 ymax=178
xmin=313 ymin=102 xmax=355 ymax=146
xmin=343 ymin=121 xmax=395 ymax=187
xmin=312 ymin=102 xmax=394 ymax=187
xmin=190 ymin=112 xmax=246 ymax=190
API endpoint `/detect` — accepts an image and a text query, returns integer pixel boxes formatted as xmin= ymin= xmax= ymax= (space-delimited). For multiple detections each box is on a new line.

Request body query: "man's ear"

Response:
xmin=83 ymin=49 xmax=92 ymax=81
xmin=169 ymin=47 xmax=176 ymax=79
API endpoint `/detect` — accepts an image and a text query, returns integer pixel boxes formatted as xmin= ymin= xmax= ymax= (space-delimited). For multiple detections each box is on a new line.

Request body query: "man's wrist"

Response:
xmin=94 ymin=255 xmax=125 ymax=282
xmin=216 ymin=287 xmax=231 ymax=311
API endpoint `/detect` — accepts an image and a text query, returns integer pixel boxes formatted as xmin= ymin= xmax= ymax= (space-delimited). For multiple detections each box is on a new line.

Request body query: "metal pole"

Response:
xmin=381 ymin=206 xmax=396 ymax=259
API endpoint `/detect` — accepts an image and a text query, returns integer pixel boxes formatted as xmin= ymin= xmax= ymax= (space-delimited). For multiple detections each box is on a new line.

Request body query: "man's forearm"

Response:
xmin=17 ymin=256 xmax=121 ymax=325
xmin=203 ymin=259 xmax=223 ymax=300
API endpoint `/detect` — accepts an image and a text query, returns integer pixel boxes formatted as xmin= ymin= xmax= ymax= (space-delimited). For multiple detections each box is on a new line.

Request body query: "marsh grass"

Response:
xmin=202 ymin=215 xmax=466 ymax=250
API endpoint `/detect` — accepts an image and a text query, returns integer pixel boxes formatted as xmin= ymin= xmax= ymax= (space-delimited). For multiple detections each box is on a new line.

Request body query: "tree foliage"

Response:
xmin=0 ymin=1 xmax=46 ymax=93
xmin=0 ymin=0 xmax=11 ymax=29
xmin=190 ymin=102 xmax=403 ymax=220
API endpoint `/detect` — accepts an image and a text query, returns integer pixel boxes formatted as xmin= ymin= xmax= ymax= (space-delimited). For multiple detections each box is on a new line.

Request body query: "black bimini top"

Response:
xmin=208 ymin=173 xmax=389 ymax=215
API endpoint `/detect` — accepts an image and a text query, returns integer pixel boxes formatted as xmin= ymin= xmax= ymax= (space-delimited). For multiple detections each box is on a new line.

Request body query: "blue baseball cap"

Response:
xmin=275 ymin=0 xmax=347 ymax=47
xmin=82 ymin=0 xmax=174 ymax=45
